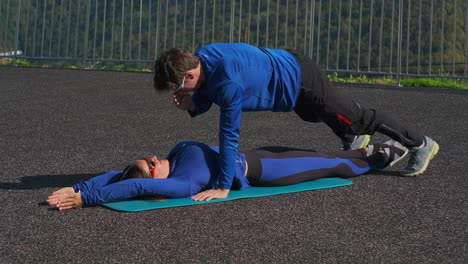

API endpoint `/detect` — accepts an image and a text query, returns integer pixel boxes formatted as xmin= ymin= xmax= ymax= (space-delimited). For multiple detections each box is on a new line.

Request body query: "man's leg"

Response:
xmin=321 ymin=84 xmax=439 ymax=176
xmin=322 ymin=86 xmax=424 ymax=147
xmin=291 ymin=51 xmax=371 ymax=148
xmin=290 ymin=51 xmax=438 ymax=176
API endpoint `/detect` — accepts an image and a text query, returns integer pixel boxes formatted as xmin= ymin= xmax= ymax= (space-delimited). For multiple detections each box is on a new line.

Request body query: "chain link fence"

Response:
xmin=1 ymin=0 xmax=468 ymax=82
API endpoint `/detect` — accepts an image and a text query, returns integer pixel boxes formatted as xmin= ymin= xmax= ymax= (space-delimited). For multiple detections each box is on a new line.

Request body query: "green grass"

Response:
xmin=16 ymin=59 xmax=41 ymax=67
xmin=400 ymin=78 xmax=467 ymax=89
xmin=327 ymin=72 xmax=468 ymax=89
xmin=327 ymin=72 xmax=396 ymax=85
xmin=132 ymin=68 xmax=152 ymax=72
xmin=2 ymin=59 xmax=467 ymax=89
xmin=0 ymin=58 xmax=12 ymax=66
xmin=0 ymin=58 xmax=42 ymax=67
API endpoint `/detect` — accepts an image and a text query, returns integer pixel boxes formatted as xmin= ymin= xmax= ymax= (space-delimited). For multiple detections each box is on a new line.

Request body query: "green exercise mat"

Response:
xmin=102 ymin=177 xmax=352 ymax=212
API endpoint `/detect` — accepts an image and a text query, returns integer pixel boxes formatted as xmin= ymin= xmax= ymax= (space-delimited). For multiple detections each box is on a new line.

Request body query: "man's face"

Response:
xmin=172 ymin=71 xmax=201 ymax=95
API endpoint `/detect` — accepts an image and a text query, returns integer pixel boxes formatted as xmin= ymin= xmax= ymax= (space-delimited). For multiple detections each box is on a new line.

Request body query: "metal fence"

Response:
xmin=1 ymin=0 xmax=468 ymax=81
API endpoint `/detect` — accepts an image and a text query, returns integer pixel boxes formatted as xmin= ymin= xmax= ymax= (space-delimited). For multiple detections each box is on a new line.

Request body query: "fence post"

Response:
xmin=396 ymin=0 xmax=403 ymax=87
xmin=83 ymin=0 xmax=91 ymax=69
xmin=14 ymin=0 xmax=22 ymax=67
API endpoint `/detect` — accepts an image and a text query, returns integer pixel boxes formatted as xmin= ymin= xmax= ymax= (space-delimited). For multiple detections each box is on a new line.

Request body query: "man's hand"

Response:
xmin=46 ymin=189 xmax=83 ymax=211
xmin=191 ymin=188 xmax=230 ymax=201
xmin=172 ymin=93 xmax=195 ymax=112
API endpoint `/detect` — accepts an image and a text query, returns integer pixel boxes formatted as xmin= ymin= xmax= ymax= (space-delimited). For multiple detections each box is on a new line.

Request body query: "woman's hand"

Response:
xmin=50 ymin=187 xmax=75 ymax=197
xmin=46 ymin=188 xmax=83 ymax=211
xmin=191 ymin=188 xmax=230 ymax=201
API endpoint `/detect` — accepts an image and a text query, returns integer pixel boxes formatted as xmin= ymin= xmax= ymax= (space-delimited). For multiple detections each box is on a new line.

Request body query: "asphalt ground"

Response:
xmin=0 ymin=67 xmax=467 ymax=263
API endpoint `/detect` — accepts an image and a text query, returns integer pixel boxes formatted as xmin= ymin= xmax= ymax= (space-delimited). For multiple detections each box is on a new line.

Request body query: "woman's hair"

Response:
xmin=153 ymin=48 xmax=200 ymax=92
xmin=119 ymin=165 xmax=151 ymax=181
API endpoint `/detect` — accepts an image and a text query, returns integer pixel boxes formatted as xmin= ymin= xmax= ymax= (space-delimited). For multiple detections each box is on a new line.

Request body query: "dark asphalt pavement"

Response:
xmin=0 ymin=67 xmax=467 ymax=263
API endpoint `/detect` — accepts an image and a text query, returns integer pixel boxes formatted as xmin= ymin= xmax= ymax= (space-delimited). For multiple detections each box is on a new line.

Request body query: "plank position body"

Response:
xmin=153 ymin=43 xmax=439 ymax=201
xmin=47 ymin=140 xmax=407 ymax=210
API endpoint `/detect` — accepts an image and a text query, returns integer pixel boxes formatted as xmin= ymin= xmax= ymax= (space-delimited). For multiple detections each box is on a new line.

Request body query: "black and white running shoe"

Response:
xmin=380 ymin=140 xmax=409 ymax=171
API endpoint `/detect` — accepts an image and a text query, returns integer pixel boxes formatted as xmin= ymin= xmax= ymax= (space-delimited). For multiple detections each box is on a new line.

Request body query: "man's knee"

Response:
xmin=295 ymin=111 xmax=322 ymax=122
xmin=293 ymin=94 xmax=323 ymax=123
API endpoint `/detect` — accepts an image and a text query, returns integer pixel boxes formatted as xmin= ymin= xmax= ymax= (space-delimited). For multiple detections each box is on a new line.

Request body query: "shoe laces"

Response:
xmin=406 ymin=148 xmax=419 ymax=167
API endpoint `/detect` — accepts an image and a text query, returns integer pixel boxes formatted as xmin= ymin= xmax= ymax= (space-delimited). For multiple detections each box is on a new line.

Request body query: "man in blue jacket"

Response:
xmin=153 ymin=43 xmax=439 ymax=201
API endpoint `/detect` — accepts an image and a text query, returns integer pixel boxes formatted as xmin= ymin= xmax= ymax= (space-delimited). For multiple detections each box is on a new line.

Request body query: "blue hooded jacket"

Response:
xmin=191 ymin=43 xmax=302 ymax=189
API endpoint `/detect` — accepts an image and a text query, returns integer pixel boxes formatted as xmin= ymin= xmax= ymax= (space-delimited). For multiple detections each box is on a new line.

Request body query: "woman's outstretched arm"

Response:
xmin=72 ymin=171 xmax=122 ymax=193
xmin=79 ymin=178 xmax=192 ymax=205
xmin=46 ymin=171 xmax=122 ymax=209
xmin=47 ymin=177 xmax=193 ymax=210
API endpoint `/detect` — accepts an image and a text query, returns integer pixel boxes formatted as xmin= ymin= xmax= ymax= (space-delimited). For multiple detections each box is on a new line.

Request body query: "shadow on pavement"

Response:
xmin=0 ymin=173 xmax=101 ymax=190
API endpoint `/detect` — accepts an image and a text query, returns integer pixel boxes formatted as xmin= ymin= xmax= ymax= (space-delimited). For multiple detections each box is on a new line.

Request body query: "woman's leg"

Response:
xmin=244 ymin=148 xmax=386 ymax=187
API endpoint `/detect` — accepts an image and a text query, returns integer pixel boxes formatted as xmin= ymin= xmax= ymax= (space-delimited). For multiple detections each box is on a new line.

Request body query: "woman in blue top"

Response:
xmin=46 ymin=140 xmax=407 ymax=211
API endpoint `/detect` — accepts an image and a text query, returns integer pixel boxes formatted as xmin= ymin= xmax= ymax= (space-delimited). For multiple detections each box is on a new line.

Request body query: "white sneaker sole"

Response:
xmin=360 ymin=135 xmax=371 ymax=149
xmin=352 ymin=135 xmax=371 ymax=149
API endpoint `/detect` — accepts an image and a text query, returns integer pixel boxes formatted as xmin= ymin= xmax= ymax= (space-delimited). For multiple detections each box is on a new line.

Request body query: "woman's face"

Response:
xmin=135 ymin=156 xmax=167 ymax=179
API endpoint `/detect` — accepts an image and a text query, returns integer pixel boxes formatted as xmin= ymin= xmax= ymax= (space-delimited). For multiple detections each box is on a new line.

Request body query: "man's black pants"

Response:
xmin=287 ymin=50 xmax=424 ymax=148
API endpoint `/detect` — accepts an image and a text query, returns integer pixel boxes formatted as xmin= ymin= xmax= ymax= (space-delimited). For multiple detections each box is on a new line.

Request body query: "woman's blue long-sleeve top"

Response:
xmin=72 ymin=141 xmax=250 ymax=205
xmin=191 ymin=43 xmax=302 ymax=189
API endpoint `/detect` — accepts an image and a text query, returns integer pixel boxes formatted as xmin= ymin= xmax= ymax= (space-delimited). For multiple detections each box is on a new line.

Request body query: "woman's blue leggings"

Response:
xmin=244 ymin=148 xmax=385 ymax=187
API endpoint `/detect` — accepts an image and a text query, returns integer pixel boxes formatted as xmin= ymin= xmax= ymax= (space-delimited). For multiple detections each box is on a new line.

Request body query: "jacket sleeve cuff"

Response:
xmin=216 ymin=183 xmax=232 ymax=189
xmin=72 ymin=184 xmax=82 ymax=193
xmin=188 ymin=109 xmax=198 ymax=117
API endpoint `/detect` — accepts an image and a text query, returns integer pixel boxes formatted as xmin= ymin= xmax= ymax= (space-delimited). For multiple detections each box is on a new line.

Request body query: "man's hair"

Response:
xmin=153 ymin=48 xmax=200 ymax=91
xmin=119 ymin=165 xmax=151 ymax=181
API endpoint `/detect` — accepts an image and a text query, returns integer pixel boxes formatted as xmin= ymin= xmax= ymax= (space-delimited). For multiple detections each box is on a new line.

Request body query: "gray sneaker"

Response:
xmin=400 ymin=136 xmax=439 ymax=176
xmin=343 ymin=134 xmax=371 ymax=150
xmin=379 ymin=140 xmax=409 ymax=171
